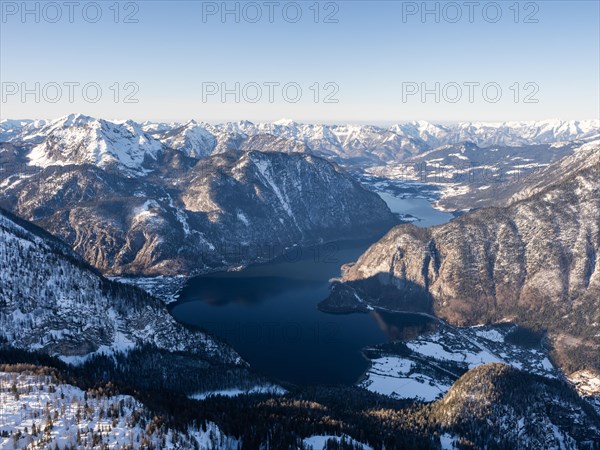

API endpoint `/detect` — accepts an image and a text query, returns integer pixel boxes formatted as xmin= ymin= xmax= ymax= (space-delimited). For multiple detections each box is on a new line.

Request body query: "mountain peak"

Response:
xmin=184 ymin=119 xmax=200 ymax=127
xmin=272 ymin=118 xmax=297 ymax=126
xmin=27 ymin=115 xmax=163 ymax=174
xmin=57 ymin=112 xmax=97 ymax=127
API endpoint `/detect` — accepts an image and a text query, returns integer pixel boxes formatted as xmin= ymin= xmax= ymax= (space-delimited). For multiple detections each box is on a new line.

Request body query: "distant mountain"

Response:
xmin=150 ymin=119 xmax=218 ymax=159
xmin=237 ymin=133 xmax=311 ymax=154
xmin=322 ymin=141 xmax=600 ymax=374
xmin=395 ymin=140 xmax=580 ymax=210
xmin=0 ymin=119 xmax=47 ymax=143
xmin=390 ymin=121 xmax=452 ymax=148
xmin=6 ymin=116 xmax=596 ymax=168
xmin=396 ymin=119 xmax=599 ymax=148
xmin=25 ymin=114 xmax=163 ymax=176
xmin=0 ymin=207 xmax=239 ymax=362
xmin=234 ymin=121 xmax=428 ymax=163
xmin=153 ymin=118 xmax=599 ymax=163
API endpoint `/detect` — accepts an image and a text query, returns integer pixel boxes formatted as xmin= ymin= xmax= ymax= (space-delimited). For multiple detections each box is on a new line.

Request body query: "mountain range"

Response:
xmin=2 ymin=115 xmax=598 ymax=167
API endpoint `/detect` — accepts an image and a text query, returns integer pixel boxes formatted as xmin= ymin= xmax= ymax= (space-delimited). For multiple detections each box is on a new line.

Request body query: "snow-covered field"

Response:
xmin=361 ymin=356 xmax=453 ymax=402
xmin=360 ymin=324 xmax=559 ymax=402
xmin=109 ymin=275 xmax=188 ymax=304
xmin=439 ymin=433 xmax=458 ymax=449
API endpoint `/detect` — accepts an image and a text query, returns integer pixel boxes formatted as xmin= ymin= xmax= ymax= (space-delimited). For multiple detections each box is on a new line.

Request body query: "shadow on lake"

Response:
xmin=170 ymin=240 xmax=438 ymax=385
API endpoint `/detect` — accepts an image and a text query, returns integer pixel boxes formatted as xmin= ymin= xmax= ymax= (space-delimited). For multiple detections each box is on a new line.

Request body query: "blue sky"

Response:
xmin=1 ymin=1 xmax=599 ymax=124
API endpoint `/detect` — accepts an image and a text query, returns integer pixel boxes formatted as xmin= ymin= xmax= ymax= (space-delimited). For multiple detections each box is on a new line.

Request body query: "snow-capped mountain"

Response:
xmin=153 ymin=119 xmax=218 ymax=159
xmin=390 ymin=121 xmax=452 ymax=148
xmin=142 ymin=119 xmax=426 ymax=164
xmin=1 ymin=114 xmax=598 ymax=277
xmin=0 ymin=119 xmax=47 ymax=143
xmin=0 ymin=120 xmax=33 ymax=142
xmin=2 ymin=115 xmax=599 ymax=448
xmin=457 ymin=119 xmax=599 ymax=145
xmin=26 ymin=114 xmax=164 ymax=175
xmin=395 ymin=119 xmax=599 ymax=148
xmin=144 ymin=118 xmax=599 ymax=163
xmin=4 ymin=116 xmax=599 ymax=169
xmin=139 ymin=118 xmax=600 ymax=166
xmin=228 ymin=120 xmax=427 ymax=162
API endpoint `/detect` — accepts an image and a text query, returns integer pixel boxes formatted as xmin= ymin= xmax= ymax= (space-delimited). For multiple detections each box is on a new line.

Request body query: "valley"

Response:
xmin=0 ymin=116 xmax=599 ymax=448
xmin=3 ymin=0 xmax=599 ymax=444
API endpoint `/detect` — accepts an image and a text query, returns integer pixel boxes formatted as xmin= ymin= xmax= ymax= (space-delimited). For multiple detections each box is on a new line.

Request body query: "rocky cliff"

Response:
xmin=322 ymin=141 xmax=600 ymax=373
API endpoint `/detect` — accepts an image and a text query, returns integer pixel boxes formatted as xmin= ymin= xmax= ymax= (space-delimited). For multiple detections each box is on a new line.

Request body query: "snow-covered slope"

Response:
xmin=0 ymin=207 xmax=239 ymax=362
xmin=26 ymin=114 xmax=164 ymax=175
xmin=0 ymin=119 xmax=47 ymax=143
xmin=0 ymin=368 xmax=237 ymax=449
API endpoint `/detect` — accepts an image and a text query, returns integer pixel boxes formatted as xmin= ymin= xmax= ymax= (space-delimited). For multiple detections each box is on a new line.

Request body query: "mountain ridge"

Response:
xmin=322 ymin=141 xmax=600 ymax=374
xmin=2 ymin=115 xmax=598 ymax=168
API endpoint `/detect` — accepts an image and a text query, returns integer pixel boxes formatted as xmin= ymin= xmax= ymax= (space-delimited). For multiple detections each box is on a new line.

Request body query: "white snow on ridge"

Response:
xmin=26 ymin=114 xmax=163 ymax=175
xmin=7 ymin=116 xmax=598 ymax=168
xmin=252 ymin=154 xmax=295 ymax=219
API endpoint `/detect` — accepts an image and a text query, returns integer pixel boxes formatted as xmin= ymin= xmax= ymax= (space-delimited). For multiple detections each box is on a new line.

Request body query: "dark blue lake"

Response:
xmin=170 ymin=196 xmax=446 ymax=385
